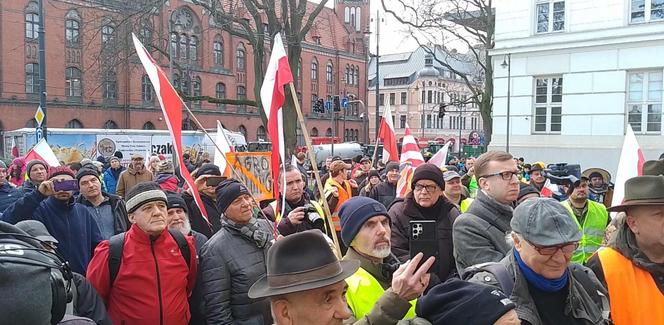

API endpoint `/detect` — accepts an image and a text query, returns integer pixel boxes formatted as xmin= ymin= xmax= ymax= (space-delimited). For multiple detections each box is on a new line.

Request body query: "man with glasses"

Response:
xmin=465 ymin=198 xmax=610 ymax=325
xmin=453 ymin=151 xmax=520 ymax=274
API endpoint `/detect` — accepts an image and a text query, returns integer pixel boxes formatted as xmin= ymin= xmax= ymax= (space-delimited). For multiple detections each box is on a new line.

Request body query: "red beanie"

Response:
xmin=48 ymin=166 xmax=75 ymax=179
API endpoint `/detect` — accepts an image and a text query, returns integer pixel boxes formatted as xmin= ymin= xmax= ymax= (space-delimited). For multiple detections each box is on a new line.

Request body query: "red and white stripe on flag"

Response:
xmin=131 ymin=34 xmax=210 ymax=224
xmin=379 ymin=102 xmax=398 ymax=163
xmin=611 ymin=124 xmax=645 ymax=209
xmin=25 ymin=139 xmax=60 ymax=167
xmin=396 ymin=164 xmax=414 ymax=198
xmin=260 ymin=33 xmax=293 ymax=202
xmin=399 ymin=124 xmax=425 ymax=167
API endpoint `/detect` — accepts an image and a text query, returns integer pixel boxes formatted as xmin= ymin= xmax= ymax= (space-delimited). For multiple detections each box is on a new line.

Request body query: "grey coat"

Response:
xmin=452 ymin=190 xmax=513 ymax=275
xmin=467 ymin=252 xmax=610 ymax=325
xmin=197 ymin=218 xmax=274 ymax=325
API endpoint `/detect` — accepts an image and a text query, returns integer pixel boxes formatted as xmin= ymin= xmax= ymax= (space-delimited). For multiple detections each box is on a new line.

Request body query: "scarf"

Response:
xmin=514 ymin=249 xmax=568 ymax=292
xmin=222 ymin=216 xmax=270 ymax=248
xmin=612 ymin=217 xmax=664 ymax=276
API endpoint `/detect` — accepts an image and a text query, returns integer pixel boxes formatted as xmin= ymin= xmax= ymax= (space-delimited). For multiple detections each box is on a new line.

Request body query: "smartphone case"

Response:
xmin=409 ymin=220 xmax=439 ymax=274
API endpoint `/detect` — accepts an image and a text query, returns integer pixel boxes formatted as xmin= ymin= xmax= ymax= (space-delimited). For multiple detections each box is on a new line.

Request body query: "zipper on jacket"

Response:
xmin=151 ymin=240 xmax=164 ymax=325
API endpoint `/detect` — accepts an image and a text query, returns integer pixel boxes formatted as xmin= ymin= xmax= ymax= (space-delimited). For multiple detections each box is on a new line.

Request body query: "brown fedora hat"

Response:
xmin=608 ymin=175 xmax=664 ymax=212
xmin=643 ymin=160 xmax=664 ymax=176
xmin=248 ymin=230 xmax=359 ymax=298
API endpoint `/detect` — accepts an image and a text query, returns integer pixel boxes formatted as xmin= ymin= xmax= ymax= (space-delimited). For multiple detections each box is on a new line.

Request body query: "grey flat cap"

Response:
xmin=511 ymin=198 xmax=581 ymax=246
xmin=443 ymin=171 xmax=461 ymax=182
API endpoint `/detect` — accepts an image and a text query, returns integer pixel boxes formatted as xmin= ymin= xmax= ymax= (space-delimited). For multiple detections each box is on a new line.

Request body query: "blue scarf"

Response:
xmin=514 ymin=249 xmax=568 ymax=292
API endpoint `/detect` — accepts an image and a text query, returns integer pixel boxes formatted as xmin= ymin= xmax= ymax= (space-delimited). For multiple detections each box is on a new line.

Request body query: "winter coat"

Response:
xmin=115 ymin=165 xmax=153 ymax=198
xmin=75 ymin=192 xmax=129 ymax=236
xmin=0 ymin=182 xmax=23 ymax=212
xmin=388 ymin=193 xmax=460 ymax=284
xmin=20 ymin=179 xmax=38 ymax=193
xmin=155 ymin=174 xmax=181 ymax=193
xmin=71 ymin=273 xmax=113 ymax=325
xmin=368 ymin=181 xmax=397 ymax=208
xmin=197 ymin=218 xmax=274 ymax=324
xmin=102 ymin=166 xmax=124 ymax=195
xmin=1 ymin=190 xmax=103 ymax=274
xmin=86 ymin=224 xmax=198 ymax=325
xmin=183 ymin=192 xmax=221 ymax=239
xmin=452 ymin=190 xmax=514 ymax=275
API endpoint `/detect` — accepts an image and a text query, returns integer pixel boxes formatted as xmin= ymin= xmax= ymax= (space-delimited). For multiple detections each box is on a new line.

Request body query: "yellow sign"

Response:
xmin=226 ymin=152 xmax=274 ymax=201
xmin=35 ymin=105 xmax=45 ymax=126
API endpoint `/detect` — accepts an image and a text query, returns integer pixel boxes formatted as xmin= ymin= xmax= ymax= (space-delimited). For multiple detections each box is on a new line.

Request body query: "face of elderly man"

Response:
xmin=626 ymin=205 xmax=664 ymax=262
xmin=270 ymin=281 xmax=351 ymax=325
xmin=351 ymin=215 xmax=391 ymax=259
xmin=512 ymin=233 xmax=578 ymax=279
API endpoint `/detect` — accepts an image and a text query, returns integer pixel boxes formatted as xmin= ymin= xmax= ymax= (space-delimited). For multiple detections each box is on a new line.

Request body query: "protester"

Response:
xmin=115 ymin=154 xmax=153 ymax=198
xmin=442 ymin=171 xmax=473 ymax=213
xmin=2 ymin=166 xmax=102 ymax=274
xmin=368 ymin=161 xmax=399 ymax=208
xmin=561 ymin=176 xmax=609 ymax=263
xmin=416 ymin=278 xmax=520 ymax=325
xmin=182 ymin=153 xmax=196 ymax=172
xmin=263 ymin=165 xmax=327 ymax=236
xmin=465 ymin=198 xmax=610 ymax=325
xmin=166 ymin=193 xmax=208 ymax=252
xmin=339 ymin=196 xmax=434 ymax=323
xmin=75 ymin=168 xmax=129 ymax=240
xmin=248 ymin=230 xmax=359 ymax=325
xmin=68 ymin=162 xmax=83 ymax=174
xmin=353 ymin=156 xmax=372 ymax=187
xmin=359 ymin=170 xmax=381 ymax=197
xmin=102 ymin=156 xmax=124 ymax=195
xmin=146 ymin=155 xmax=160 ymax=177
xmin=324 ymin=160 xmax=358 ymax=236
xmin=198 ymin=179 xmax=274 ymax=324
xmin=295 ymin=152 xmax=309 ymax=183
xmin=459 ymin=157 xmax=478 ymax=197
xmin=516 ymin=183 xmax=540 ymax=206
xmin=21 ymin=159 xmax=48 ymax=193
xmin=583 ymin=168 xmax=614 ymax=207
xmin=528 ymin=162 xmax=546 ymax=192
xmin=389 ymin=163 xmax=460 ymax=283
xmin=184 ymin=163 xmax=223 ymax=238
xmin=586 ymin=174 xmax=664 ymax=325
xmin=0 ymin=160 xmax=23 ymax=212
xmin=453 ymin=151 xmax=519 ymax=274
xmin=8 ymin=157 xmax=26 ymax=187
xmin=155 ymin=160 xmax=180 ymax=192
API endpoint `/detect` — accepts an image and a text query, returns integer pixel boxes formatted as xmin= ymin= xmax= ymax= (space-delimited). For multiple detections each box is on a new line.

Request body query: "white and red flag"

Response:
xmin=24 ymin=139 xmax=59 ymax=167
xmin=131 ymin=34 xmax=209 ymax=223
xmin=11 ymin=137 xmax=19 ymax=158
xmin=428 ymin=141 xmax=451 ymax=168
xmin=378 ymin=102 xmax=398 ymax=163
xmin=611 ymin=124 xmax=645 ymax=209
xmin=260 ymin=33 xmax=293 ymax=203
xmin=399 ymin=124 xmax=425 ymax=167
xmin=214 ymin=120 xmax=235 ymax=177
xmin=539 ymin=178 xmax=560 ymax=198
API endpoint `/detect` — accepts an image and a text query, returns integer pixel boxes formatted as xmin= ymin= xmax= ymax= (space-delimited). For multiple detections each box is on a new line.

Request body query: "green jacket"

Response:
xmin=562 ymin=200 xmax=609 ymax=263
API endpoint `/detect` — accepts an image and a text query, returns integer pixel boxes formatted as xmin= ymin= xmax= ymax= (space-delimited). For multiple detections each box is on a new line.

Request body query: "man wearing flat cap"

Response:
xmin=466 ymin=198 xmax=610 ymax=325
xmin=248 ymin=230 xmax=359 ymax=324
xmin=198 ymin=179 xmax=274 ymax=324
xmin=116 ymin=153 xmax=153 ymax=198
xmin=339 ymin=196 xmax=434 ymax=324
xmin=586 ymin=172 xmax=664 ymax=325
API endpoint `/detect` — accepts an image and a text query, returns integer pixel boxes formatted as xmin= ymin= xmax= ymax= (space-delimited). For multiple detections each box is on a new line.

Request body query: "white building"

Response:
xmin=490 ymin=0 xmax=664 ymax=174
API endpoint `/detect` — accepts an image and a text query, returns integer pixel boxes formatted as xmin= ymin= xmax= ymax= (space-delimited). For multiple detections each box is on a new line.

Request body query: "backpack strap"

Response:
xmin=462 ymin=262 xmax=515 ymax=297
xmin=108 ymin=232 xmax=126 ymax=286
xmin=570 ymin=264 xmax=611 ymax=321
xmin=168 ymin=229 xmax=191 ymax=270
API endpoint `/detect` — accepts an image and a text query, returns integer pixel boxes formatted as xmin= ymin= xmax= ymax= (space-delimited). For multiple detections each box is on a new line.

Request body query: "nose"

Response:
xmin=376 ymin=222 xmax=388 ymax=236
xmin=550 ymin=248 xmax=569 ymax=264
xmin=334 ymin=298 xmax=352 ymax=320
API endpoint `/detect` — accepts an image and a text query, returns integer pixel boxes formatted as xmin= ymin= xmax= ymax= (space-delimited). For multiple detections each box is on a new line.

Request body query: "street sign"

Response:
xmin=341 ymin=97 xmax=349 ymax=109
xmin=35 ymin=105 xmax=45 ymax=127
xmin=325 ymin=100 xmax=332 ymax=112
xmin=35 ymin=127 xmax=43 ymax=142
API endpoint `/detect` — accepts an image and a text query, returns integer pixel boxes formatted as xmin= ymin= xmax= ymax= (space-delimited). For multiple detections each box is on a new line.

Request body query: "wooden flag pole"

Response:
xmin=370 ymin=119 xmax=383 ymax=169
xmin=288 ymin=82 xmax=343 ymax=258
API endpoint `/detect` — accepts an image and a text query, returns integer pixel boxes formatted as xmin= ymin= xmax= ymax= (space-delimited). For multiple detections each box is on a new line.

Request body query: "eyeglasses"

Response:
xmin=526 ymin=240 xmax=579 ymax=256
xmin=413 ymin=184 xmax=439 ymax=193
xmin=479 ymin=170 xmax=519 ymax=181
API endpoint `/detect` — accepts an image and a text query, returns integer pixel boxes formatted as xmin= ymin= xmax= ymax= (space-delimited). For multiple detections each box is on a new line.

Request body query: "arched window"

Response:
xmin=237 ymin=85 xmax=246 ymax=111
xmin=192 ymin=77 xmax=201 ymax=106
xmin=141 ymin=75 xmax=153 ymax=102
xmin=345 ymin=65 xmax=350 ymax=84
xmin=26 ymin=118 xmax=38 ymax=128
xmin=216 ymin=82 xmax=226 ymax=109
xmin=170 ymin=33 xmax=178 ymax=58
xmin=350 ymin=7 xmax=356 ymax=28
xmin=189 ymin=36 xmax=198 ymax=61
xmin=355 ymin=7 xmax=361 ymax=31
xmin=311 ymin=127 xmax=319 ymax=137
xmin=103 ymin=120 xmax=118 ymax=129
xmin=65 ymin=20 xmax=80 ymax=45
xmin=325 ymin=128 xmax=333 ymax=137
xmin=179 ymin=34 xmax=188 ymax=59
xmin=344 ymin=7 xmax=350 ymax=23
xmin=139 ymin=23 xmax=152 ymax=45
xmin=236 ymin=43 xmax=246 ymax=71
xmin=65 ymin=67 xmax=82 ymax=97
xmin=238 ymin=125 xmax=248 ymax=138
xmin=143 ymin=121 xmax=156 ymax=130
xmin=66 ymin=119 xmax=83 ymax=128
xmin=25 ymin=63 xmax=39 ymax=94
xmin=326 ymin=62 xmax=334 ymax=83
xmin=101 ymin=24 xmax=115 ymax=45
xmin=25 ymin=2 xmax=39 ymax=40
xmin=103 ymin=70 xmax=117 ymax=100
xmin=311 ymin=58 xmax=318 ymax=81
xmin=355 ymin=66 xmax=360 ymax=85
xmin=213 ymin=36 xmax=224 ymax=65
xmin=256 ymin=126 xmax=267 ymax=141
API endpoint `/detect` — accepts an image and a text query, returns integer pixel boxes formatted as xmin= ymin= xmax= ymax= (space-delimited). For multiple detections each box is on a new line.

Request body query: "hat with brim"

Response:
xmin=248 ymin=230 xmax=359 ymax=298
xmin=608 ymin=175 xmax=664 ymax=212
xmin=15 ymin=220 xmax=59 ymax=244
xmin=582 ymin=168 xmax=611 ymax=183
xmin=642 ymin=160 xmax=664 ymax=176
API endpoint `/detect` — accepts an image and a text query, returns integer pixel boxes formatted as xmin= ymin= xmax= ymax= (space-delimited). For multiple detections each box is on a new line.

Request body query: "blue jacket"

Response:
xmin=1 ymin=190 xmax=103 ymax=274
xmin=103 ymin=167 xmax=123 ymax=195
xmin=0 ymin=182 xmax=23 ymax=212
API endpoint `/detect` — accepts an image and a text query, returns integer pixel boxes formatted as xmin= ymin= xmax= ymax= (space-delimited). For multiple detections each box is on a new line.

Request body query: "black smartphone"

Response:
xmin=409 ymin=220 xmax=439 ymax=274
xmin=53 ymin=179 xmax=79 ymax=192
xmin=206 ymin=176 xmax=226 ymax=187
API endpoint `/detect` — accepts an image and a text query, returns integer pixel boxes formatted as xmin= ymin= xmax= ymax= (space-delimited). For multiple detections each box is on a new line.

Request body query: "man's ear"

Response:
xmin=478 ymin=177 xmax=489 ymax=190
xmin=128 ymin=212 xmax=137 ymax=224
xmin=625 ymin=213 xmax=639 ymax=235
xmin=271 ymin=299 xmax=292 ymax=325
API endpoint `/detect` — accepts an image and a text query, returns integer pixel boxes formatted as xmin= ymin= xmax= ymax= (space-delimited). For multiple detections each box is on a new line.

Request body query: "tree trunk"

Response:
xmin=282 ymin=42 xmax=303 ymax=156
xmin=482 ymin=51 xmax=494 ymax=146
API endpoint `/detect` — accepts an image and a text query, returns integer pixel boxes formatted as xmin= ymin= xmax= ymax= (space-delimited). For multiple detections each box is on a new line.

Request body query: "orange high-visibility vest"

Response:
xmin=324 ymin=178 xmax=352 ymax=231
xmin=597 ymin=247 xmax=664 ymax=325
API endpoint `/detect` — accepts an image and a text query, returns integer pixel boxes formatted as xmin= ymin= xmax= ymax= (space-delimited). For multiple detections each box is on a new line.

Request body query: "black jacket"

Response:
xmin=184 ymin=192 xmax=221 ymax=238
xmin=75 ymin=193 xmax=129 ymax=236
xmin=0 ymin=182 xmax=23 ymax=213
xmin=368 ymin=181 xmax=397 ymax=208
xmin=71 ymin=273 xmax=112 ymax=325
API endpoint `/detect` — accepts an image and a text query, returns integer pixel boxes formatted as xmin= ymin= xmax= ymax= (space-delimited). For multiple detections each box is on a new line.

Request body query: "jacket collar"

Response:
xmin=127 ymin=223 xmax=168 ymax=245
xmin=45 ymin=196 xmax=75 ymax=210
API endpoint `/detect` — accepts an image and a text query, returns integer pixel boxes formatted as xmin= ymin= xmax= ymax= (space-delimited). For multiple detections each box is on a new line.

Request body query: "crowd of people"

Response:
xmin=0 ymin=149 xmax=662 ymax=325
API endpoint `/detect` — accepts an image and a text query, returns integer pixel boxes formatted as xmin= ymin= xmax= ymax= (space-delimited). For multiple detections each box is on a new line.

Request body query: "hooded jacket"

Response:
xmin=102 ymin=166 xmax=125 ymax=195
xmin=0 ymin=182 xmax=23 ymax=212
xmin=75 ymin=192 xmax=129 ymax=236
xmin=155 ymin=174 xmax=180 ymax=193
xmin=116 ymin=164 xmax=153 ymax=198
xmin=1 ymin=190 xmax=103 ymax=274
xmin=368 ymin=181 xmax=397 ymax=208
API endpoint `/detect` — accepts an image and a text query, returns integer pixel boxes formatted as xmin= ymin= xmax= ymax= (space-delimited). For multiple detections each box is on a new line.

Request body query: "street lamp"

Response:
xmin=501 ymin=53 xmax=511 ymax=152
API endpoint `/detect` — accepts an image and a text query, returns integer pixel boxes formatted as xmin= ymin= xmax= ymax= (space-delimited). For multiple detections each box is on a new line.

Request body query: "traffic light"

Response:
xmin=438 ymin=104 xmax=447 ymax=118
xmin=313 ymin=99 xmax=325 ymax=113
xmin=333 ymin=95 xmax=341 ymax=112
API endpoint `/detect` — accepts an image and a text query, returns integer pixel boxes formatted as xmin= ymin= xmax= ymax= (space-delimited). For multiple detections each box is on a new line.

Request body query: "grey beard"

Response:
xmin=171 ymin=218 xmax=192 ymax=236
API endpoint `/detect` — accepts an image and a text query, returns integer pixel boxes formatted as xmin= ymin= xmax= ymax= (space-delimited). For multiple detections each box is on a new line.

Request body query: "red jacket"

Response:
xmin=86 ymin=224 xmax=197 ymax=325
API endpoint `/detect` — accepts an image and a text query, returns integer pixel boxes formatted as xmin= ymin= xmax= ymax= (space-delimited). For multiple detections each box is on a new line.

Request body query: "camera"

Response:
xmin=543 ymin=163 xmax=582 ymax=186
xmin=303 ymin=204 xmax=325 ymax=230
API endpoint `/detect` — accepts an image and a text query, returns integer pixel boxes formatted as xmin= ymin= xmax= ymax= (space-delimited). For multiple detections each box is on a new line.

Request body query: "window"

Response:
xmin=104 ymin=120 xmax=118 ymax=129
xmin=344 ymin=7 xmax=350 ymax=23
xmin=311 ymin=94 xmax=319 ymax=111
xmin=141 ymin=75 xmax=153 ymax=102
xmin=66 ymin=119 xmax=83 ymax=128
xmin=311 ymin=59 xmax=318 ymax=80
xmin=401 ymin=92 xmax=407 ymax=104
xmin=25 ymin=63 xmax=39 ymax=94
xmin=236 ymin=43 xmax=246 ymax=71
xmin=345 ymin=65 xmax=351 ymax=84
xmin=426 ymin=115 xmax=432 ymax=129
xmin=189 ymin=36 xmax=198 ymax=61
xmin=237 ymin=85 xmax=246 ymax=111
xmin=139 ymin=24 xmax=152 ymax=45
xmin=238 ymin=125 xmax=248 ymax=138
xmin=64 ymin=19 xmax=80 ymax=45
xmin=143 ymin=122 xmax=156 ymax=130
xmin=627 ymin=71 xmax=662 ymax=133
xmin=379 ymin=93 xmax=385 ymax=106
xmin=216 ymin=83 xmax=226 ymax=109
xmin=25 ymin=11 xmax=39 ymax=40
xmin=179 ymin=34 xmax=188 ymax=59
xmin=534 ymin=77 xmax=563 ymax=133
xmin=213 ymin=39 xmax=224 ymax=65
xmin=326 ymin=128 xmax=333 ymax=137
xmin=471 ymin=117 xmax=479 ymax=130
xmin=311 ymin=127 xmax=319 ymax=137
xmin=65 ymin=67 xmax=82 ymax=97
xmin=103 ymin=71 xmax=117 ymax=100
xmin=170 ymin=33 xmax=178 ymax=58
xmin=400 ymin=115 xmax=406 ymax=128
xmin=101 ymin=25 xmax=115 ymax=45
xmin=257 ymin=126 xmax=267 ymax=141
xmin=314 ymin=36 xmax=321 ymax=45
xmin=192 ymin=77 xmax=201 ymax=106
xmin=355 ymin=66 xmax=360 ymax=85
xmin=389 ymin=93 xmax=396 ymax=106
xmin=326 ymin=62 xmax=334 ymax=83
xmin=427 ymin=90 xmax=433 ymax=103
xmin=630 ymin=0 xmax=664 ymax=23
xmin=536 ymin=0 xmax=565 ymax=33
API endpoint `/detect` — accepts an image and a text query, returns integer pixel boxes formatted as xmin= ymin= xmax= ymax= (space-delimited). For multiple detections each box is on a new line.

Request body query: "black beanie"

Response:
xmin=26 ymin=159 xmax=47 ymax=177
xmin=368 ymin=169 xmax=380 ymax=179
xmin=339 ymin=197 xmax=388 ymax=246
xmin=125 ymin=182 xmax=167 ymax=213
xmin=167 ymin=193 xmax=188 ymax=213
xmin=517 ymin=183 xmax=540 ymax=203
xmin=196 ymin=163 xmax=221 ymax=178
xmin=215 ymin=179 xmax=251 ymax=213
xmin=416 ymin=278 xmax=516 ymax=325
xmin=411 ymin=163 xmax=445 ymax=191
xmin=76 ymin=167 xmax=100 ymax=185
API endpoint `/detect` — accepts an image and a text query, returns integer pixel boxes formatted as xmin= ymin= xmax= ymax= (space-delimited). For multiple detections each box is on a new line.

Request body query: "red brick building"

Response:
xmin=0 ymin=0 xmax=369 ymax=147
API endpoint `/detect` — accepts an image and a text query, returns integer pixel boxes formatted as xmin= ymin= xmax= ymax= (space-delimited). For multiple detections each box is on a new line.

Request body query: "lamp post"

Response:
xmin=501 ymin=53 xmax=511 ymax=153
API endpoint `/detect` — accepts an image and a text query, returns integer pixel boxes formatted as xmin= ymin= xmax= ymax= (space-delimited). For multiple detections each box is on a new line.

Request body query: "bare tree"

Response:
xmin=380 ymin=0 xmax=495 ymax=144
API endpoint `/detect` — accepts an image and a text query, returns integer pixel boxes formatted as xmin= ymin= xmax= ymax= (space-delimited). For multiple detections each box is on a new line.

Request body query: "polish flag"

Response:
xmin=260 ymin=33 xmax=293 ymax=204
xmin=396 ymin=164 xmax=415 ymax=198
xmin=399 ymin=124 xmax=425 ymax=167
xmin=539 ymin=178 xmax=560 ymax=198
xmin=611 ymin=125 xmax=645 ymax=209
xmin=428 ymin=142 xmax=451 ymax=168
xmin=132 ymin=34 xmax=209 ymax=223
xmin=24 ymin=139 xmax=59 ymax=166
xmin=214 ymin=120 xmax=234 ymax=176
xmin=11 ymin=137 xmax=19 ymax=158
xmin=378 ymin=102 xmax=398 ymax=163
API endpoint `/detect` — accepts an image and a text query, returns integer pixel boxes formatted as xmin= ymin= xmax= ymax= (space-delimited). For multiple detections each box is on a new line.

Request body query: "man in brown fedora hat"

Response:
xmin=248 ymin=230 xmax=360 ymax=325
xmin=586 ymin=175 xmax=664 ymax=325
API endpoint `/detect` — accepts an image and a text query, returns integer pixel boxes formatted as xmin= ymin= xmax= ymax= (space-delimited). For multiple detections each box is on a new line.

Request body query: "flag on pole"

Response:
xmin=260 ymin=33 xmax=293 ymax=203
xmin=399 ymin=124 xmax=425 ymax=167
xmin=378 ymin=102 xmax=398 ymax=163
xmin=611 ymin=125 xmax=645 ymax=208
xmin=428 ymin=142 xmax=451 ymax=168
xmin=214 ymin=120 xmax=234 ymax=176
xmin=11 ymin=137 xmax=19 ymax=158
xmin=24 ymin=139 xmax=59 ymax=166
xmin=131 ymin=34 xmax=209 ymax=223
xmin=539 ymin=178 xmax=560 ymax=198
xmin=396 ymin=163 xmax=415 ymax=198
